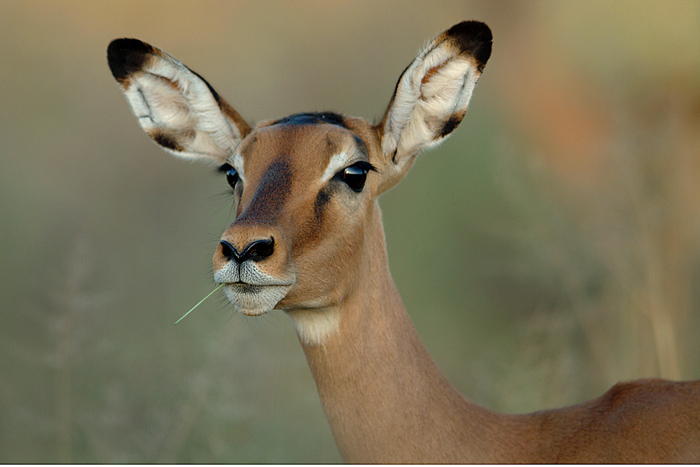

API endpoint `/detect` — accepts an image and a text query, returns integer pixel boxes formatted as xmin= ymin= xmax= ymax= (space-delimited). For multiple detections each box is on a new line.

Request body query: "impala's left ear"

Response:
xmin=375 ymin=21 xmax=491 ymax=186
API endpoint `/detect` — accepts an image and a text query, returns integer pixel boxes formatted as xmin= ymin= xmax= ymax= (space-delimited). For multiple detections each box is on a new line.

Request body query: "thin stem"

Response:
xmin=174 ymin=283 xmax=226 ymax=325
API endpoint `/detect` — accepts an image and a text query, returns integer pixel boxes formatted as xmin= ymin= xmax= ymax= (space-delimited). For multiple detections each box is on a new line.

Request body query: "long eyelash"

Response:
xmin=354 ymin=161 xmax=379 ymax=173
xmin=217 ymin=163 xmax=233 ymax=174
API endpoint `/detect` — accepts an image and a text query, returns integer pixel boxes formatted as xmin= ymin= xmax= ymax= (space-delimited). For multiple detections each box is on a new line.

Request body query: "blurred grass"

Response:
xmin=1 ymin=0 xmax=699 ymax=463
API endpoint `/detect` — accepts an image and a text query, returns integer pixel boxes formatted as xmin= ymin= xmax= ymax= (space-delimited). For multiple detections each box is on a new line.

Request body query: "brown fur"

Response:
xmin=109 ymin=22 xmax=700 ymax=463
xmin=218 ymin=111 xmax=700 ymax=464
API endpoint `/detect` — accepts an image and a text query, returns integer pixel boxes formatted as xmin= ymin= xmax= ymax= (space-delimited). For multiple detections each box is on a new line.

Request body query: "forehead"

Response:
xmin=238 ymin=113 xmax=368 ymax=174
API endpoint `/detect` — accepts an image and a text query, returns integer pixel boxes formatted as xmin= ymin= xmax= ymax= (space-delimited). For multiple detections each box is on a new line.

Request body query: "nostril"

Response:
xmin=219 ymin=238 xmax=274 ymax=263
xmin=219 ymin=240 xmax=237 ymax=261
xmin=246 ymin=237 xmax=275 ymax=262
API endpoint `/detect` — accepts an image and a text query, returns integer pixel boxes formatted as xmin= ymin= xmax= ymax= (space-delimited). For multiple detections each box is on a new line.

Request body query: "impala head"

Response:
xmin=108 ymin=22 xmax=491 ymax=338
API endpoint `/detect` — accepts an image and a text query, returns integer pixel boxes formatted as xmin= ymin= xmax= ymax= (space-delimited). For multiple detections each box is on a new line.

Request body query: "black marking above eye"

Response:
xmin=335 ymin=161 xmax=376 ymax=193
xmin=218 ymin=163 xmax=240 ymax=189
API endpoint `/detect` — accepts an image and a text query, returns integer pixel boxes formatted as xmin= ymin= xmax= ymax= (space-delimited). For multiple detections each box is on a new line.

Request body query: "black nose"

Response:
xmin=220 ymin=238 xmax=275 ymax=263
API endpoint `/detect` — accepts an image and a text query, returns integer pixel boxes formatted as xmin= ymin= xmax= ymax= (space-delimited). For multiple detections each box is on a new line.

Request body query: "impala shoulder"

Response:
xmin=600 ymin=379 xmax=700 ymax=409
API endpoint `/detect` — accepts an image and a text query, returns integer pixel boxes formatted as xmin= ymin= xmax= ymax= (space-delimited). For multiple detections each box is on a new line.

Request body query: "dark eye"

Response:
xmin=219 ymin=164 xmax=240 ymax=189
xmin=336 ymin=162 xmax=374 ymax=192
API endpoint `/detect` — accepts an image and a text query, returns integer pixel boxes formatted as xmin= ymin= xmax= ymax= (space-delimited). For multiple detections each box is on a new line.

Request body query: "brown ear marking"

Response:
xmin=107 ymin=38 xmax=156 ymax=86
xmin=437 ymin=112 xmax=466 ymax=139
xmin=148 ymin=129 xmax=187 ymax=152
xmin=445 ymin=21 xmax=493 ymax=73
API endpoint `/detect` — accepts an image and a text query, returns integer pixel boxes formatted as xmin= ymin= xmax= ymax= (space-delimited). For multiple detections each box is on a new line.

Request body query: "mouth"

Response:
xmin=229 ymin=281 xmax=263 ymax=293
xmin=221 ymin=281 xmax=292 ymax=316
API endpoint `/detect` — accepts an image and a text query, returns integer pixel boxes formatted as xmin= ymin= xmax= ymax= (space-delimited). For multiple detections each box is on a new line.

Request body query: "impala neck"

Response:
xmin=290 ymin=204 xmax=524 ymax=463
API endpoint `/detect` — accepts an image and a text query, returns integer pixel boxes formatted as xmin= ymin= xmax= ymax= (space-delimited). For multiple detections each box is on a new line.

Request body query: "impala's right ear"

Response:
xmin=107 ymin=38 xmax=251 ymax=164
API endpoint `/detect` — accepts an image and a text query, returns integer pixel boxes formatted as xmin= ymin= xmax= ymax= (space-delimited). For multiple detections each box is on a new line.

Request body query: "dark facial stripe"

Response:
xmin=235 ymin=159 xmax=292 ymax=225
xmin=314 ymin=186 xmax=331 ymax=226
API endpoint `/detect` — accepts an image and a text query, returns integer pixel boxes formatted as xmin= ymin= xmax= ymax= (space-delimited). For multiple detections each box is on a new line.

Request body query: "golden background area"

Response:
xmin=1 ymin=1 xmax=699 ymax=462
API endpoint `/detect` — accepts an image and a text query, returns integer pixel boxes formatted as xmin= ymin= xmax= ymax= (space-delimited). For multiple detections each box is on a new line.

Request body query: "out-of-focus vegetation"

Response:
xmin=1 ymin=0 xmax=699 ymax=463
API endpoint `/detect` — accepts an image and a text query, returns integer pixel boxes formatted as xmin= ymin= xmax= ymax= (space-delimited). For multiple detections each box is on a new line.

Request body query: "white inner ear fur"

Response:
xmin=124 ymin=54 xmax=242 ymax=163
xmin=381 ymin=45 xmax=481 ymax=162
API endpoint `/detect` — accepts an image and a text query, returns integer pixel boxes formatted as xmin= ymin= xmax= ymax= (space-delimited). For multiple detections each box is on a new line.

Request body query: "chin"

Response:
xmin=224 ymin=283 xmax=290 ymax=317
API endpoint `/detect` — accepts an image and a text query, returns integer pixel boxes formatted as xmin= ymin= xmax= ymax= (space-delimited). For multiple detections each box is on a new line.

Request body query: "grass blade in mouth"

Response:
xmin=174 ymin=283 xmax=226 ymax=325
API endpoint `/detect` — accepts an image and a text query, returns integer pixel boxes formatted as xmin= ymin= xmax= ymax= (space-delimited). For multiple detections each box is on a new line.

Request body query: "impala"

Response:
xmin=107 ymin=21 xmax=700 ymax=463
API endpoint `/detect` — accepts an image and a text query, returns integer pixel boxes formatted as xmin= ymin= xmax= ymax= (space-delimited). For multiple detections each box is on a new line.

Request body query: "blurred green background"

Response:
xmin=2 ymin=0 xmax=700 ymax=463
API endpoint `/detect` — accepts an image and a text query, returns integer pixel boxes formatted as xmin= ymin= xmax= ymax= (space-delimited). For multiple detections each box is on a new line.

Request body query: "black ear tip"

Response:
xmin=107 ymin=38 xmax=154 ymax=82
xmin=449 ymin=21 xmax=493 ymax=42
xmin=447 ymin=21 xmax=493 ymax=72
